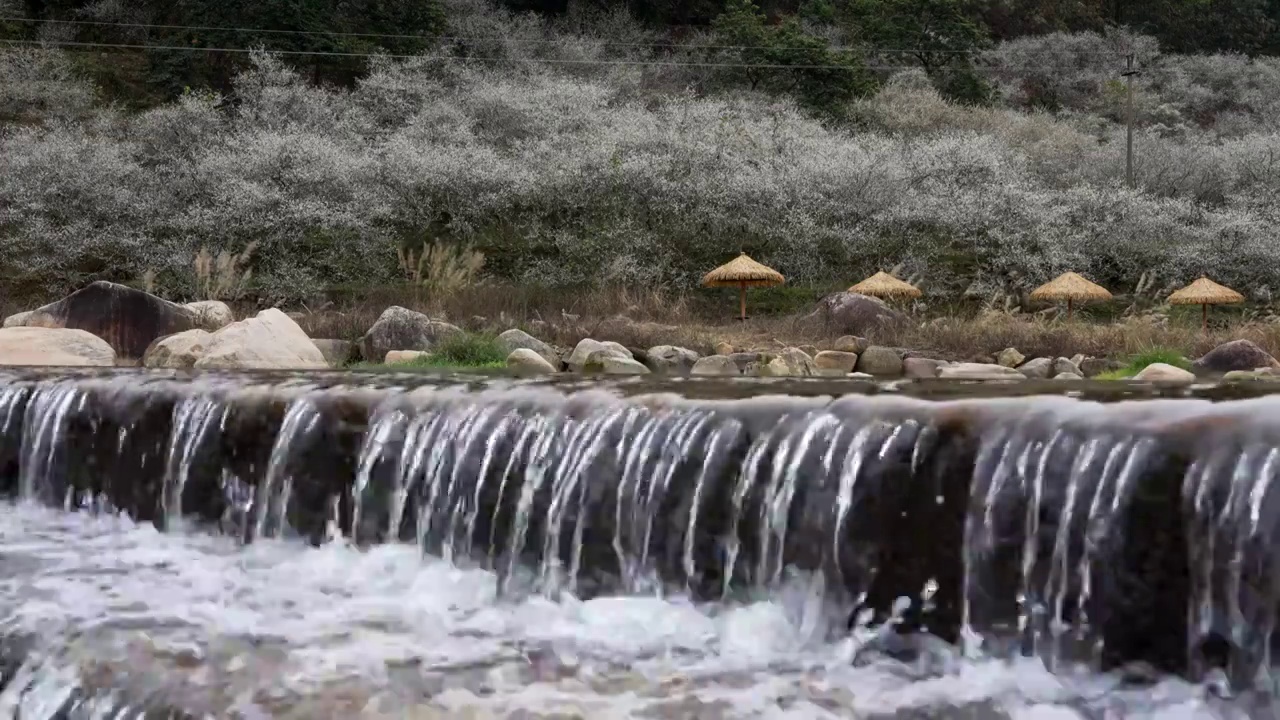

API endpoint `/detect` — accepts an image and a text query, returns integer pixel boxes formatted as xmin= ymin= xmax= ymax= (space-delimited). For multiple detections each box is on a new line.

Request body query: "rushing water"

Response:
xmin=0 ymin=369 xmax=1278 ymax=717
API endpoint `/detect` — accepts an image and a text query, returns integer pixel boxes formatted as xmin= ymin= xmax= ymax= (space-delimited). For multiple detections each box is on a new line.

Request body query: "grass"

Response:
xmin=1094 ymin=348 xmax=1193 ymax=380
xmin=347 ymin=332 xmax=509 ymax=371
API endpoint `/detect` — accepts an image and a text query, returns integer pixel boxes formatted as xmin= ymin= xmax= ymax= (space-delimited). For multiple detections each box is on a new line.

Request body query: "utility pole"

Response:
xmin=1122 ymin=53 xmax=1139 ymax=189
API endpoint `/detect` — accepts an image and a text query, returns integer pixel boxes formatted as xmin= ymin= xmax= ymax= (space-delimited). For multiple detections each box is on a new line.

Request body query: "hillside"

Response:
xmin=4 ymin=0 xmax=1280 ymax=308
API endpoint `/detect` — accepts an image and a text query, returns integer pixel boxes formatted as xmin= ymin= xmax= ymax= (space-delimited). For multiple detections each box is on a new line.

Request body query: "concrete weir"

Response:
xmin=2 ymin=369 xmax=1280 ymax=690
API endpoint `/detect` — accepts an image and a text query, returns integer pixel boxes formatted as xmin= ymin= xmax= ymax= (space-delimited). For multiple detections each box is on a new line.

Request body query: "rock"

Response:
xmin=798 ymin=344 xmax=819 ymax=357
xmin=996 ymin=348 xmax=1025 ymax=368
xmin=1053 ymin=357 xmax=1081 ymax=377
xmin=814 ymin=350 xmax=859 ymax=373
xmin=770 ymin=347 xmax=817 ymax=376
xmin=808 ymin=292 xmax=908 ymax=335
xmin=645 ymin=345 xmax=700 ymax=373
xmin=1133 ymin=362 xmax=1196 ymax=384
xmin=849 ymin=372 xmax=874 ymax=379
xmin=857 ymin=346 xmax=904 ymax=377
xmin=2 ymin=311 xmax=31 ymax=328
xmin=357 ymin=306 xmax=464 ymax=362
xmin=506 ymin=348 xmax=557 ymax=375
xmin=312 ymin=339 xmax=356 ymax=367
xmin=1018 ymin=357 xmax=1054 ymax=380
xmin=1193 ymin=339 xmax=1280 ymax=374
xmin=193 ymin=309 xmax=327 ymax=370
xmin=497 ymin=329 xmax=559 ymax=368
xmin=385 ymin=350 xmax=430 ymax=365
xmin=833 ymin=335 xmax=870 ymax=354
xmin=1070 ymin=353 xmax=1087 ymax=368
xmin=714 ymin=341 xmax=734 ymax=355
xmin=938 ymin=363 xmax=1026 ymax=381
xmin=691 ymin=355 xmax=740 ymax=376
xmin=903 ymin=357 xmax=945 ymax=379
xmin=1054 ymin=372 xmax=1084 ymax=381
xmin=727 ymin=352 xmax=762 ymax=372
xmin=142 ymin=329 xmax=212 ymax=368
xmin=184 ymin=301 xmax=234 ymax=331
xmin=0 ymin=327 xmax=116 ymax=366
xmin=566 ymin=339 xmax=631 ymax=372
xmin=1081 ymin=357 xmax=1122 ymax=378
xmin=24 ymin=281 xmax=201 ymax=360
xmin=627 ymin=346 xmax=651 ymax=367
xmin=597 ymin=356 xmax=651 ymax=375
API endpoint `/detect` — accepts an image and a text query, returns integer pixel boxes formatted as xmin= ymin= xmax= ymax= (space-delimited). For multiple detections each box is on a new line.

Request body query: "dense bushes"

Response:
xmin=4 ymin=2 xmax=1280 ymax=306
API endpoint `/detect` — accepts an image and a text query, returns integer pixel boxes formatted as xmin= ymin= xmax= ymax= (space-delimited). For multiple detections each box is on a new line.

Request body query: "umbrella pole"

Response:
xmin=1066 ymin=298 xmax=1073 ymax=322
xmin=1202 ymin=303 xmax=1208 ymax=333
xmin=739 ymin=282 xmax=746 ymax=322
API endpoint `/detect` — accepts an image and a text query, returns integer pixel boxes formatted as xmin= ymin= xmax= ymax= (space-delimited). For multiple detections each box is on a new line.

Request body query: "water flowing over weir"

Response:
xmin=4 ymin=369 xmax=1280 ymax=715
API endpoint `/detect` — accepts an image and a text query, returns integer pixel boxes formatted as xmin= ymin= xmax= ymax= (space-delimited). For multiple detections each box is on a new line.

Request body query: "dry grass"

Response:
xmin=194 ymin=242 xmax=258 ymax=301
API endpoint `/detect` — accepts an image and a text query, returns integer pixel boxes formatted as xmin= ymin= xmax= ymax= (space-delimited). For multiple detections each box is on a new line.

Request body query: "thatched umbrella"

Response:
xmin=1029 ymin=271 xmax=1112 ymax=321
xmin=848 ymin=271 xmax=922 ymax=303
xmin=1168 ymin=276 xmax=1243 ymax=332
xmin=703 ymin=253 xmax=785 ymax=321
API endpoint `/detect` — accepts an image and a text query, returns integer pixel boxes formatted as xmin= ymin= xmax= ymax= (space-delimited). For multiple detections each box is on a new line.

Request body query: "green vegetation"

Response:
xmin=348 ymin=333 xmax=509 ymax=371
xmin=1095 ymin=347 xmax=1192 ymax=380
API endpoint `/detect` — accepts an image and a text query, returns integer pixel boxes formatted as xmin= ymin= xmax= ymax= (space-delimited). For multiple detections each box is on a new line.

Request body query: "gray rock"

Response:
xmin=1018 ymin=357 xmax=1054 ymax=380
xmin=996 ymin=347 xmax=1025 ymax=368
xmin=1 ymin=311 xmax=31 ymax=328
xmin=1080 ymin=357 xmax=1121 ymax=378
xmin=143 ymin=329 xmax=211 ymax=369
xmin=1070 ymin=353 xmax=1087 ymax=368
xmin=184 ymin=300 xmax=234 ymax=331
xmin=728 ymin=352 xmax=763 ymax=372
xmin=312 ymin=338 xmax=356 ymax=367
xmin=938 ymin=363 xmax=1026 ymax=381
xmin=506 ymin=348 xmax=557 ymax=375
xmin=808 ymin=292 xmax=908 ymax=335
xmin=691 ymin=355 xmax=740 ymax=376
xmin=594 ymin=356 xmax=651 ymax=375
xmin=385 ymin=350 xmax=430 ymax=364
xmin=25 ymin=280 xmax=202 ymax=360
xmin=857 ymin=346 xmax=904 ymax=377
xmin=833 ymin=335 xmax=870 ymax=354
xmin=771 ymin=347 xmax=817 ymax=376
xmin=903 ymin=357 xmax=944 ymax=379
xmin=566 ymin=339 xmax=631 ymax=371
xmin=645 ymin=345 xmax=699 ymax=373
xmin=358 ymin=306 xmax=463 ymax=362
xmin=1053 ymin=357 xmax=1081 ymax=377
xmin=814 ymin=350 xmax=858 ymax=373
xmin=1054 ymin=372 xmax=1084 ymax=381
xmin=1193 ymin=339 xmax=1279 ymax=375
xmin=497 ymin=328 xmax=559 ymax=368
xmin=849 ymin=372 xmax=874 ymax=379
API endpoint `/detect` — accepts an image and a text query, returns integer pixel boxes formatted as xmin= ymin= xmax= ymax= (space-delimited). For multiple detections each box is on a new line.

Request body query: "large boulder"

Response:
xmin=358 ymin=306 xmax=464 ymax=362
xmin=808 ymin=292 xmax=908 ymax=335
xmin=645 ymin=345 xmax=700 ymax=373
xmin=691 ymin=355 xmax=740 ymax=376
xmin=996 ymin=348 xmax=1025 ymax=368
xmin=814 ymin=350 xmax=859 ymax=373
xmin=1017 ymin=357 xmax=1054 ymax=380
xmin=184 ymin=301 xmax=235 ymax=331
xmin=2 ymin=311 xmax=31 ymax=328
xmin=592 ymin=356 xmax=651 ymax=375
xmin=143 ymin=329 xmax=212 ymax=369
xmin=833 ymin=335 xmax=870 ymax=354
xmin=565 ymin=339 xmax=631 ymax=372
xmin=24 ymin=281 xmax=200 ymax=360
xmin=497 ymin=329 xmax=559 ymax=368
xmin=764 ymin=347 xmax=818 ymax=377
xmin=1193 ymin=339 xmax=1280 ymax=375
xmin=857 ymin=346 xmax=905 ymax=377
xmin=193 ymin=309 xmax=327 ymax=370
xmin=0 ymin=327 xmax=115 ymax=366
xmin=506 ymin=348 xmax=558 ymax=375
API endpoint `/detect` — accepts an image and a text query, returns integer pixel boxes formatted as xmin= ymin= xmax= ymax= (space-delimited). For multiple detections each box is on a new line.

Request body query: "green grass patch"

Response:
xmin=1095 ymin=347 xmax=1192 ymax=380
xmin=347 ymin=332 xmax=509 ymax=371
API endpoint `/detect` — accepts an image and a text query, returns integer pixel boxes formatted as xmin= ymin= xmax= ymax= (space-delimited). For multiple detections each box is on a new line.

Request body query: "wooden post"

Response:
xmin=1067 ymin=298 xmax=1074 ymax=322
xmin=1202 ymin=303 xmax=1208 ymax=333
xmin=739 ymin=282 xmax=747 ymax=321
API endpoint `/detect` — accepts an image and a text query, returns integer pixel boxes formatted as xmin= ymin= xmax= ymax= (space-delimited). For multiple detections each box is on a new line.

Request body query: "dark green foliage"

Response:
xmin=712 ymin=0 xmax=876 ymax=116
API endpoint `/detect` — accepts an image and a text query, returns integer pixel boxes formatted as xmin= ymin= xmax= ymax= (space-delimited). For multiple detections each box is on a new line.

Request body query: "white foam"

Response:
xmin=0 ymin=503 xmax=1245 ymax=718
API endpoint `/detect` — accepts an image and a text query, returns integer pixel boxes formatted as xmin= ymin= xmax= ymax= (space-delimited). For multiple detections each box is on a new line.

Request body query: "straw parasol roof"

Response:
xmin=702 ymin=253 xmax=785 ymax=288
xmin=1167 ymin=277 xmax=1244 ymax=306
xmin=848 ymin=271 xmax=921 ymax=300
xmin=1029 ymin=272 xmax=1113 ymax=302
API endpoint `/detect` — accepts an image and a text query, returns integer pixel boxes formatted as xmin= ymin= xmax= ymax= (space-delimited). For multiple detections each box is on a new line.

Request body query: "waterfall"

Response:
xmin=1 ymin=370 xmax=1280 ymax=694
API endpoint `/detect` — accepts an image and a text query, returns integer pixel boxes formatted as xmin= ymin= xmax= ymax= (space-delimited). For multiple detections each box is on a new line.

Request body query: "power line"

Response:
xmin=0 ymin=38 xmax=1124 ymax=72
xmin=0 ymin=15 xmax=1132 ymax=57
